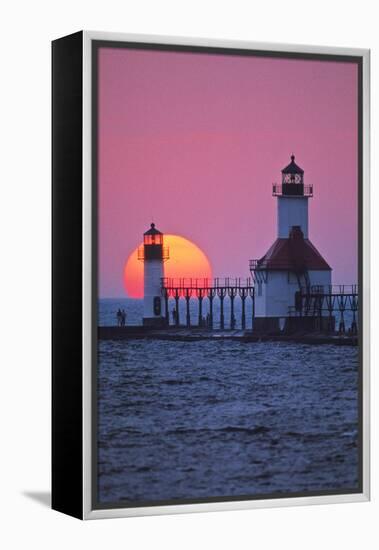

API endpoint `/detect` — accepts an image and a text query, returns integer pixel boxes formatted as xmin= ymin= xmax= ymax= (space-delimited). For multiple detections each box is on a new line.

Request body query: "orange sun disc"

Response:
xmin=124 ymin=234 xmax=212 ymax=298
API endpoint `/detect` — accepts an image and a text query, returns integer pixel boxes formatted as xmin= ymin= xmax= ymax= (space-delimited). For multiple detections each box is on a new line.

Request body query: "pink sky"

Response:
xmin=98 ymin=47 xmax=358 ymax=298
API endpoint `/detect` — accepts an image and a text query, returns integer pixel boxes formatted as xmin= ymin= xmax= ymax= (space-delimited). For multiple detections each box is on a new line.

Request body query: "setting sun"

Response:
xmin=124 ymin=235 xmax=212 ymax=298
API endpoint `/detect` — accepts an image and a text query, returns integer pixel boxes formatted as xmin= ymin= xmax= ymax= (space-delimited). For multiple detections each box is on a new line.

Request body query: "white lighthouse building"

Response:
xmin=139 ymin=223 xmax=169 ymax=326
xmin=251 ymin=155 xmax=332 ymax=332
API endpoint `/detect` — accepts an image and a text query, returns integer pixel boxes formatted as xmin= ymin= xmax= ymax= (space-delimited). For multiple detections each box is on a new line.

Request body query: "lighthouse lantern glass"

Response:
xmin=282 ymin=172 xmax=303 ymax=185
xmin=144 ymin=234 xmax=163 ymax=246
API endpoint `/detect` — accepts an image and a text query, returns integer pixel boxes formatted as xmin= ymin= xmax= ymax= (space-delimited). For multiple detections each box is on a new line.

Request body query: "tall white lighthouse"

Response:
xmin=251 ymin=155 xmax=332 ymax=332
xmin=139 ymin=223 xmax=169 ymax=326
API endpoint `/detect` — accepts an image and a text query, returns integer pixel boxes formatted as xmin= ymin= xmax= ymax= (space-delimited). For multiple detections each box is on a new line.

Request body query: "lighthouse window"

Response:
xmin=257 ymin=282 xmax=262 ymax=296
xmin=144 ymin=234 xmax=163 ymax=245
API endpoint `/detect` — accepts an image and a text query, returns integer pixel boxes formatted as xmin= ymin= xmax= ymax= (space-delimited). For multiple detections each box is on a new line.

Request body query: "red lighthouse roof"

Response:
xmin=256 ymin=226 xmax=331 ymax=272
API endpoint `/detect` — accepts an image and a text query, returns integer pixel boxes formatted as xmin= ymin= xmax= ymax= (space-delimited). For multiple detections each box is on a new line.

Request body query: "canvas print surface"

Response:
xmin=95 ymin=43 xmax=361 ymax=507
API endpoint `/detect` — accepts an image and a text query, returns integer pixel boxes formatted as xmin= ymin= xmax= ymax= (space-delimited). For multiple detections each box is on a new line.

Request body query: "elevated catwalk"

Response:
xmin=161 ymin=277 xmax=254 ymax=330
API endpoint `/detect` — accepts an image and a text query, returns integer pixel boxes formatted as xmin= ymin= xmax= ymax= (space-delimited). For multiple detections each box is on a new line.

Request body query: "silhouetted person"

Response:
xmin=116 ymin=309 xmax=122 ymax=326
xmin=121 ymin=309 xmax=126 ymax=327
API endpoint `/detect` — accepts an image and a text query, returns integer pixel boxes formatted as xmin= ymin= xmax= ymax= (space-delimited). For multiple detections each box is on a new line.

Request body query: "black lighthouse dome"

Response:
xmin=144 ymin=222 xmax=162 ymax=237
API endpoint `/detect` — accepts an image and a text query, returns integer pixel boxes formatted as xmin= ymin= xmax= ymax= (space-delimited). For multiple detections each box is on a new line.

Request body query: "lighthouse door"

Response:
xmin=153 ymin=296 xmax=161 ymax=316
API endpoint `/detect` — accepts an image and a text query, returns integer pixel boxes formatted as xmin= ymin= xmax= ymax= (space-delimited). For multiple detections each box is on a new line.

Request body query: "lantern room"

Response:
xmin=272 ymin=154 xmax=313 ymax=197
xmin=143 ymin=222 xmax=163 ymax=246
xmin=138 ymin=223 xmax=169 ymax=261
xmin=282 ymin=154 xmax=304 ymax=184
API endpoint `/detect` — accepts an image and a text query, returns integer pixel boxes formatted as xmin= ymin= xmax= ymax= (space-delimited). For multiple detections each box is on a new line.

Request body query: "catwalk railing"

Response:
xmin=289 ymin=284 xmax=359 ymax=334
xmin=161 ymin=277 xmax=254 ymax=330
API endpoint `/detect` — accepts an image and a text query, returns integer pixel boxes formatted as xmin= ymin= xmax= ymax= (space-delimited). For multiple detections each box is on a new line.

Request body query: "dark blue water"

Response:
xmin=97 ymin=301 xmax=359 ymax=504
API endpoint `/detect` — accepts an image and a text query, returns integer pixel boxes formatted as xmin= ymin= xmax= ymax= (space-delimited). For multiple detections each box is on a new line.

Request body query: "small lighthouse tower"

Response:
xmin=139 ymin=223 xmax=169 ymax=327
xmin=251 ymin=155 xmax=332 ymax=332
